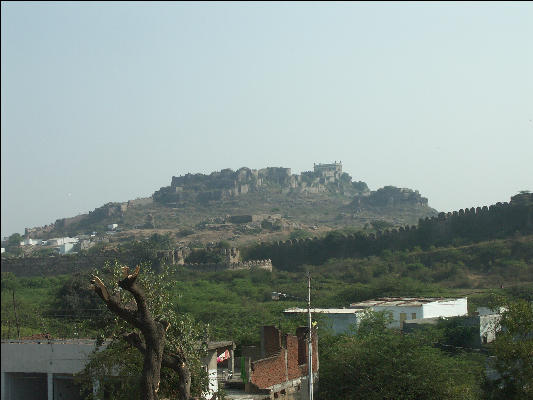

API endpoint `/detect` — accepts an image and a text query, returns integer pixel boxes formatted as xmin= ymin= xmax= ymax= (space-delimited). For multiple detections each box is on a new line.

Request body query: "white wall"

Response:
xmin=480 ymin=314 xmax=502 ymax=344
xmin=373 ymin=305 xmax=423 ymax=329
xmin=422 ymin=298 xmax=468 ymax=319
xmin=47 ymin=238 xmax=78 ymax=246
xmin=58 ymin=243 xmax=74 ymax=255
xmin=1 ymin=340 xmax=100 ymax=374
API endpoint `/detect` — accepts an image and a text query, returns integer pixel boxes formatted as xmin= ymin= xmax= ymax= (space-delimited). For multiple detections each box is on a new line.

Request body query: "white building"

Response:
xmin=20 ymin=238 xmax=42 ymax=246
xmin=57 ymin=243 xmax=75 ymax=255
xmin=107 ymin=224 xmax=118 ymax=231
xmin=1 ymin=248 xmax=5 ymax=254
xmin=349 ymin=297 xmax=468 ymax=329
xmin=474 ymin=307 xmax=505 ymax=345
xmin=1 ymin=339 xmax=104 ymax=400
xmin=1 ymin=338 xmax=233 ymax=400
xmin=283 ymin=308 xmax=365 ymax=335
xmin=46 ymin=237 xmax=78 ymax=247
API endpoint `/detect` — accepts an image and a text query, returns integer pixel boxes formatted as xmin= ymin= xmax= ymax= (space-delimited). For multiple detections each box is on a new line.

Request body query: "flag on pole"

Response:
xmin=217 ymin=349 xmax=230 ymax=363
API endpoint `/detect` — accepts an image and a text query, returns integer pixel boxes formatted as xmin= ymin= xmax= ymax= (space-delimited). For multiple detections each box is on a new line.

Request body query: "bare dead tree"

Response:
xmin=90 ymin=266 xmax=191 ymax=400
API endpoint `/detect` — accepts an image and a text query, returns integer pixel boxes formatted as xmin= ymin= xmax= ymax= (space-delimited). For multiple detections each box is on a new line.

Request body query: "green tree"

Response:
xmin=7 ymin=233 xmax=22 ymax=246
xmin=78 ymin=262 xmax=208 ymax=400
xmin=489 ymin=299 xmax=533 ymax=399
xmin=4 ymin=233 xmax=23 ymax=256
xmin=318 ymin=312 xmax=484 ymax=400
xmin=289 ymin=229 xmax=312 ymax=240
xmin=185 ymin=248 xmax=224 ymax=264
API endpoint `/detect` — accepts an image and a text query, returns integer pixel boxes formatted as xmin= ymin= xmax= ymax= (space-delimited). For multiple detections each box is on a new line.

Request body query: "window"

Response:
xmin=411 ymin=313 xmax=417 ymax=320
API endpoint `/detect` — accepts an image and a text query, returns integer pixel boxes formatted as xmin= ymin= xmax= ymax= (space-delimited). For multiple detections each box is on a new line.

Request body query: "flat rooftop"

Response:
xmin=349 ymin=297 xmax=465 ymax=308
xmin=283 ymin=308 xmax=365 ymax=314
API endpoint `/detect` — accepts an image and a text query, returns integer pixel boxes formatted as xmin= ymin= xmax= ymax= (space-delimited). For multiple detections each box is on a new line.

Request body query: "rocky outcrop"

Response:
xmin=153 ymin=162 xmax=370 ymax=205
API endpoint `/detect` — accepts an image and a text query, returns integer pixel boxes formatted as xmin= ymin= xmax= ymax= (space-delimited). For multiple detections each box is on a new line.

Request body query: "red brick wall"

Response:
xmin=286 ymin=335 xmax=300 ymax=380
xmin=262 ymin=326 xmax=281 ymax=358
xmin=250 ymin=327 xmax=319 ymax=390
xmin=250 ymin=352 xmax=287 ymax=389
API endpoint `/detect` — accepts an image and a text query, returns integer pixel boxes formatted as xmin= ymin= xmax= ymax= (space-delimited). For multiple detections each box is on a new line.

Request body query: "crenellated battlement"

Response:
xmin=183 ymin=259 xmax=273 ymax=272
xmin=246 ymin=194 xmax=533 ymax=270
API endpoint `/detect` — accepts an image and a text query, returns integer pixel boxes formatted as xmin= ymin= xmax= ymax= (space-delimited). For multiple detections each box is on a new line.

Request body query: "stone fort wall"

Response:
xmin=246 ymin=196 xmax=533 ymax=269
xmin=1 ymin=251 xmax=272 ymax=277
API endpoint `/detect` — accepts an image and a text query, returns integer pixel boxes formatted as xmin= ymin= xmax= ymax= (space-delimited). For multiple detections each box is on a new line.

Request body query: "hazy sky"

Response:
xmin=2 ymin=2 xmax=532 ymax=237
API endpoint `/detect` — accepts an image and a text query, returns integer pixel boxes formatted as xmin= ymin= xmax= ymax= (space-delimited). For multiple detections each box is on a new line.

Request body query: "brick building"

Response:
xmin=237 ymin=326 xmax=318 ymax=400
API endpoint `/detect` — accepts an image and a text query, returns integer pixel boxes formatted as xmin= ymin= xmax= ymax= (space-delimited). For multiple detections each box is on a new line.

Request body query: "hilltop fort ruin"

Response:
xmin=21 ymin=162 xmax=433 ymax=239
xmin=153 ymin=162 xmax=371 ymax=205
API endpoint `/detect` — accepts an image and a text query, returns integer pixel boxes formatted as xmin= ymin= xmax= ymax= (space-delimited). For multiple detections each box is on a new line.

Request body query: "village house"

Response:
xmin=284 ymin=297 xmax=469 ymax=334
xmin=224 ymin=326 xmax=318 ymax=400
xmin=349 ymin=297 xmax=468 ymax=328
xmin=0 ymin=337 xmax=235 ymax=400
xmin=1 ymin=325 xmax=317 ymax=400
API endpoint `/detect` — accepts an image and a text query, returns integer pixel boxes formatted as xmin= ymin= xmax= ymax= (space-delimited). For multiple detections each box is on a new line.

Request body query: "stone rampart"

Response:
xmin=1 ymin=252 xmax=272 ymax=277
xmin=245 ymin=196 xmax=533 ymax=270
xmin=184 ymin=259 xmax=272 ymax=273
xmin=0 ymin=251 xmax=136 ymax=277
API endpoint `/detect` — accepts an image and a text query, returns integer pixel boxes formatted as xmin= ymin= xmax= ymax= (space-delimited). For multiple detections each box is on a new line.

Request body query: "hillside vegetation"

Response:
xmin=2 ymin=234 xmax=532 ymax=343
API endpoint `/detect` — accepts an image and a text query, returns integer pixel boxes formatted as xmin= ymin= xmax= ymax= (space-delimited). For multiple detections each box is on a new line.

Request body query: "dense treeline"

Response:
xmin=3 ymin=235 xmax=532 ymax=342
xmin=2 ymin=234 xmax=532 ymax=399
xmin=245 ymin=194 xmax=533 ymax=270
xmin=318 ymin=313 xmax=485 ymax=400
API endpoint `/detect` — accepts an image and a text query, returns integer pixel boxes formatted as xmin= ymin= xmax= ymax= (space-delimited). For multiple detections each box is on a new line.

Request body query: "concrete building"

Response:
xmin=107 ymin=224 xmax=118 ymax=231
xmin=57 ymin=243 xmax=75 ymax=255
xmin=1 ymin=339 xmax=103 ymax=400
xmin=228 ymin=326 xmax=318 ymax=400
xmin=20 ymin=238 xmax=42 ymax=246
xmin=469 ymin=307 xmax=504 ymax=346
xmin=46 ymin=237 xmax=78 ymax=247
xmin=283 ymin=308 xmax=365 ymax=335
xmin=1 ymin=338 xmax=235 ymax=400
xmin=349 ymin=297 xmax=468 ymax=329
xmin=203 ymin=341 xmax=235 ymax=397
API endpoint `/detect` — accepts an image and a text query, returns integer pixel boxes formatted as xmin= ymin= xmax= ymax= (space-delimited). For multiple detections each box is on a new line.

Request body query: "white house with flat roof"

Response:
xmin=349 ymin=297 xmax=468 ymax=328
xmin=1 ymin=339 xmax=105 ymax=400
xmin=46 ymin=237 xmax=78 ymax=247
xmin=1 ymin=338 xmax=233 ymax=400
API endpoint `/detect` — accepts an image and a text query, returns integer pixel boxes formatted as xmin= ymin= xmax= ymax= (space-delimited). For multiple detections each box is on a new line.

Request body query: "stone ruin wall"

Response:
xmin=247 ymin=197 xmax=533 ymax=269
xmin=157 ymin=246 xmax=273 ymax=272
xmin=183 ymin=259 xmax=273 ymax=273
xmin=154 ymin=163 xmax=351 ymax=204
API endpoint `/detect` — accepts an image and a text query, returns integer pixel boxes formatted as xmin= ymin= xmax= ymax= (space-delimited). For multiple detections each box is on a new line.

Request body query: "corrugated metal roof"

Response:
xmin=349 ymin=297 xmax=464 ymax=308
xmin=283 ymin=308 xmax=365 ymax=314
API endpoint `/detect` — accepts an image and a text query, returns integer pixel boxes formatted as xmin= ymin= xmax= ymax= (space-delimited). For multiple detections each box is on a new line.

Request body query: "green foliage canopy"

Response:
xmin=318 ymin=312 xmax=484 ymax=400
xmin=76 ymin=262 xmax=209 ymax=400
xmin=489 ymin=299 xmax=533 ymax=400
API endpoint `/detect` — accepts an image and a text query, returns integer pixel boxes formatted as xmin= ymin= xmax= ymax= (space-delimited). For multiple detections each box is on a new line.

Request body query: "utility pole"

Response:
xmin=307 ymin=272 xmax=313 ymax=400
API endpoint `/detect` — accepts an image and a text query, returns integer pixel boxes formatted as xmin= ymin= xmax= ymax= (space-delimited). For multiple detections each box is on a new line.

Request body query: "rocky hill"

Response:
xmin=22 ymin=162 xmax=437 ymax=246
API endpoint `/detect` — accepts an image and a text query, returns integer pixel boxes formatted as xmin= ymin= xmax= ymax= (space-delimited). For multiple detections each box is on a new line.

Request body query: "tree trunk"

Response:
xmin=141 ymin=328 xmax=165 ymax=400
xmin=91 ymin=266 xmax=190 ymax=400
